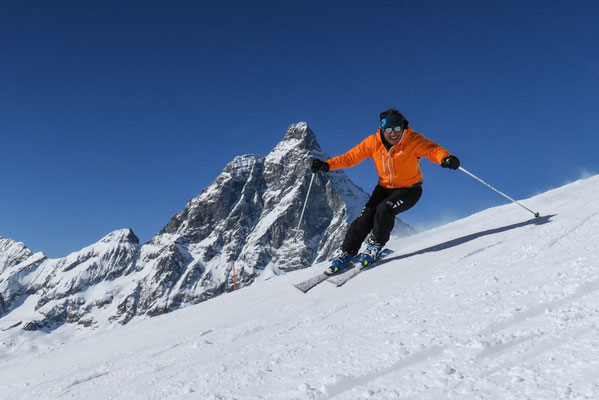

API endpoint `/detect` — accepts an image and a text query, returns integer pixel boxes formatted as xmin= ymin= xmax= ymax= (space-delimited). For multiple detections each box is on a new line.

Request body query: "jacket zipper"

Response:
xmin=381 ymin=130 xmax=405 ymax=189
xmin=385 ymin=148 xmax=394 ymax=188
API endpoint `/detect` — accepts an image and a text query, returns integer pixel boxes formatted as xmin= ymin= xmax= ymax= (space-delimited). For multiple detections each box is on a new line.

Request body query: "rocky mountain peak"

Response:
xmin=99 ymin=229 xmax=140 ymax=245
xmin=0 ymin=237 xmax=35 ymax=273
xmin=280 ymin=122 xmax=322 ymax=152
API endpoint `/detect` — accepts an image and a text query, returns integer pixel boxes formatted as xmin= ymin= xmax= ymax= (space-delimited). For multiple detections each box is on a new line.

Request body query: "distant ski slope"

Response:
xmin=1 ymin=176 xmax=598 ymax=399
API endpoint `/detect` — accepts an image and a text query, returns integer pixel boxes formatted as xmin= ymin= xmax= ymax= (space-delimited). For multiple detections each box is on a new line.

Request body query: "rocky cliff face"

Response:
xmin=0 ymin=123 xmax=414 ymax=332
xmin=111 ymin=123 xmax=378 ymax=324
xmin=0 ymin=230 xmax=140 ymax=331
xmin=0 ymin=237 xmax=46 ymax=317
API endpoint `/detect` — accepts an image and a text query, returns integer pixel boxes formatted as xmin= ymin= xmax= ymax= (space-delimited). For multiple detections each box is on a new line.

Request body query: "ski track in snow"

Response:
xmin=1 ymin=177 xmax=599 ymax=399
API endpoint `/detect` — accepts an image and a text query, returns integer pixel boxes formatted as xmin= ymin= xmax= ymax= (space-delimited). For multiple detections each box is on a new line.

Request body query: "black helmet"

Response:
xmin=379 ymin=108 xmax=409 ymax=129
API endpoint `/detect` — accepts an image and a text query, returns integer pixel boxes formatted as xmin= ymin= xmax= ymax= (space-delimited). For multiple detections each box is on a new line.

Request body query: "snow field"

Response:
xmin=1 ymin=176 xmax=599 ymax=399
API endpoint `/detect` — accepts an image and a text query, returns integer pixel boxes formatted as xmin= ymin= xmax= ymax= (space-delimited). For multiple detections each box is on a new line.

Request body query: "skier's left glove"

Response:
xmin=311 ymin=159 xmax=330 ymax=173
xmin=441 ymin=155 xmax=460 ymax=170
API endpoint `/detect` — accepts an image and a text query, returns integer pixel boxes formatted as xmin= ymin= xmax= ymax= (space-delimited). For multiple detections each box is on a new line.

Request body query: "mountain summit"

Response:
xmin=0 ymin=123 xmax=414 ymax=330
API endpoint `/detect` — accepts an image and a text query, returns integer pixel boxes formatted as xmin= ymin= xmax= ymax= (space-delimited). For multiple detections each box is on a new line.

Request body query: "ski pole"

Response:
xmin=458 ymin=167 xmax=540 ymax=218
xmin=296 ymin=173 xmax=316 ymax=230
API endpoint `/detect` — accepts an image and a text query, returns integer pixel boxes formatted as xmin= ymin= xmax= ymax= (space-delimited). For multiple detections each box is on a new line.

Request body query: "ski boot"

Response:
xmin=358 ymin=238 xmax=384 ymax=266
xmin=324 ymin=250 xmax=354 ymax=276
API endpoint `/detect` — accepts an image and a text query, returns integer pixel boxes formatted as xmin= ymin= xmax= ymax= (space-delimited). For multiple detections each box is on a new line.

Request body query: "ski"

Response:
xmin=294 ymin=249 xmax=394 ymax=292
xmin=328 ymin=249 xmax=394 ymax=287
xmin=293 ymin=258 xmax=359 ymax=293
xmin=293 ymin=272 xmax=330 ymax=293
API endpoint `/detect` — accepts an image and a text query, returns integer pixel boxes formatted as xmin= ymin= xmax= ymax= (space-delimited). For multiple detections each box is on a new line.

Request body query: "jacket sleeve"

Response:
xmin=410 ymin=133 xmax=451 ymax=164
xmin=326 ymin=135 xmax=375 ymax=171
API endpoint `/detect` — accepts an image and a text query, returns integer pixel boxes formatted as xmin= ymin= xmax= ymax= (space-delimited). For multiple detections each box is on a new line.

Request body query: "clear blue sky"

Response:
xmin=1 ymin=1 xmax=598 ymax=258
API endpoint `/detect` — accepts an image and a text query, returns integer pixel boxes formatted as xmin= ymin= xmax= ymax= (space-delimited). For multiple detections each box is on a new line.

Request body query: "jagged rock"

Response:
xmin=0 ymin=237 xmax=35 ymax=273
xmin=0 ymin=237 xmax=47 ymax=317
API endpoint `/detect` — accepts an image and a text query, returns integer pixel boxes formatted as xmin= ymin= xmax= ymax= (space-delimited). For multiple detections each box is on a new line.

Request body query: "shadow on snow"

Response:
xmin=380 ymin=214 xmax=556 ymax=266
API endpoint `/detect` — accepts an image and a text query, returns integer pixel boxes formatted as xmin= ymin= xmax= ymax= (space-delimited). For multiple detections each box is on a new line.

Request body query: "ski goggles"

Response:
xmin=383 ymin=126 xmax=404 ymax=134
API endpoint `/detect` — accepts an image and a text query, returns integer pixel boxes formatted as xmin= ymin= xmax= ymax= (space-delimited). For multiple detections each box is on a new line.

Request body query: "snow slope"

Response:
xmin=1 ymin=176 xmax=598 ymax=399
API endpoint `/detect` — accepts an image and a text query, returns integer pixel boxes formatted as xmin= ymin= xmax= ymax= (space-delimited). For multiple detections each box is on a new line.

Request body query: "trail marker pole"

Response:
xmin=232 ymin=262 xmax=237 ymax=291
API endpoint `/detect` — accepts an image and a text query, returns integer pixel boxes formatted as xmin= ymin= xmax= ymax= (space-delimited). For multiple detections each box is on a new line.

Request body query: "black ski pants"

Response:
xmin=341 ymin=184 xmax=422 ymax=255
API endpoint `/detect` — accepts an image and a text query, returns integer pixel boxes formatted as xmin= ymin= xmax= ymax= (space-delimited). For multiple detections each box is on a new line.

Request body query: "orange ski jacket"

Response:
xmin=326 ymin=127 xmax=451 ymax=189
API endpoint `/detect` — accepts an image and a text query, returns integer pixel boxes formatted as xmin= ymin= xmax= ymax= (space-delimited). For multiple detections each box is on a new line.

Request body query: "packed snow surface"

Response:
xmin=1 ymin=176 xmax=599 ymax=399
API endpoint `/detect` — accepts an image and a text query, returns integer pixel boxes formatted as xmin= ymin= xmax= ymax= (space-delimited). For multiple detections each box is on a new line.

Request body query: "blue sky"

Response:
xmin=1 ymin=0 xmax=598 ymax=258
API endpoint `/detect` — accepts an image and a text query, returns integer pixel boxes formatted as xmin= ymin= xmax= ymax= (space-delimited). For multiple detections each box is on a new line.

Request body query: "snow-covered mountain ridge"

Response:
xmin=1 ymin=175 xmax=598 ymax=399
xmin=0 ymin=123 xmax=414 ymax=332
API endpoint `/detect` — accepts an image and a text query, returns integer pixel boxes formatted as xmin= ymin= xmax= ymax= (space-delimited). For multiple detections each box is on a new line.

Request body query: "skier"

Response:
xmin=311 ymin=108 xmax=460 ymax=275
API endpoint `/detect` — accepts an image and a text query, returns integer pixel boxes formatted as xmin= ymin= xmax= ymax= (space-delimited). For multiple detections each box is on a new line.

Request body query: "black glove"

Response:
xmin=311 ymin=159 xmax=330 ymax=173
xmin=441 ymin=155 xmax=460 ymax=170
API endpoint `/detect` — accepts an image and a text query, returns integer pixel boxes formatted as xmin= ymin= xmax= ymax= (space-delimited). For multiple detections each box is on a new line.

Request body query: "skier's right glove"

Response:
xmin=311 ymin=159 xmax=330 ymax=173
